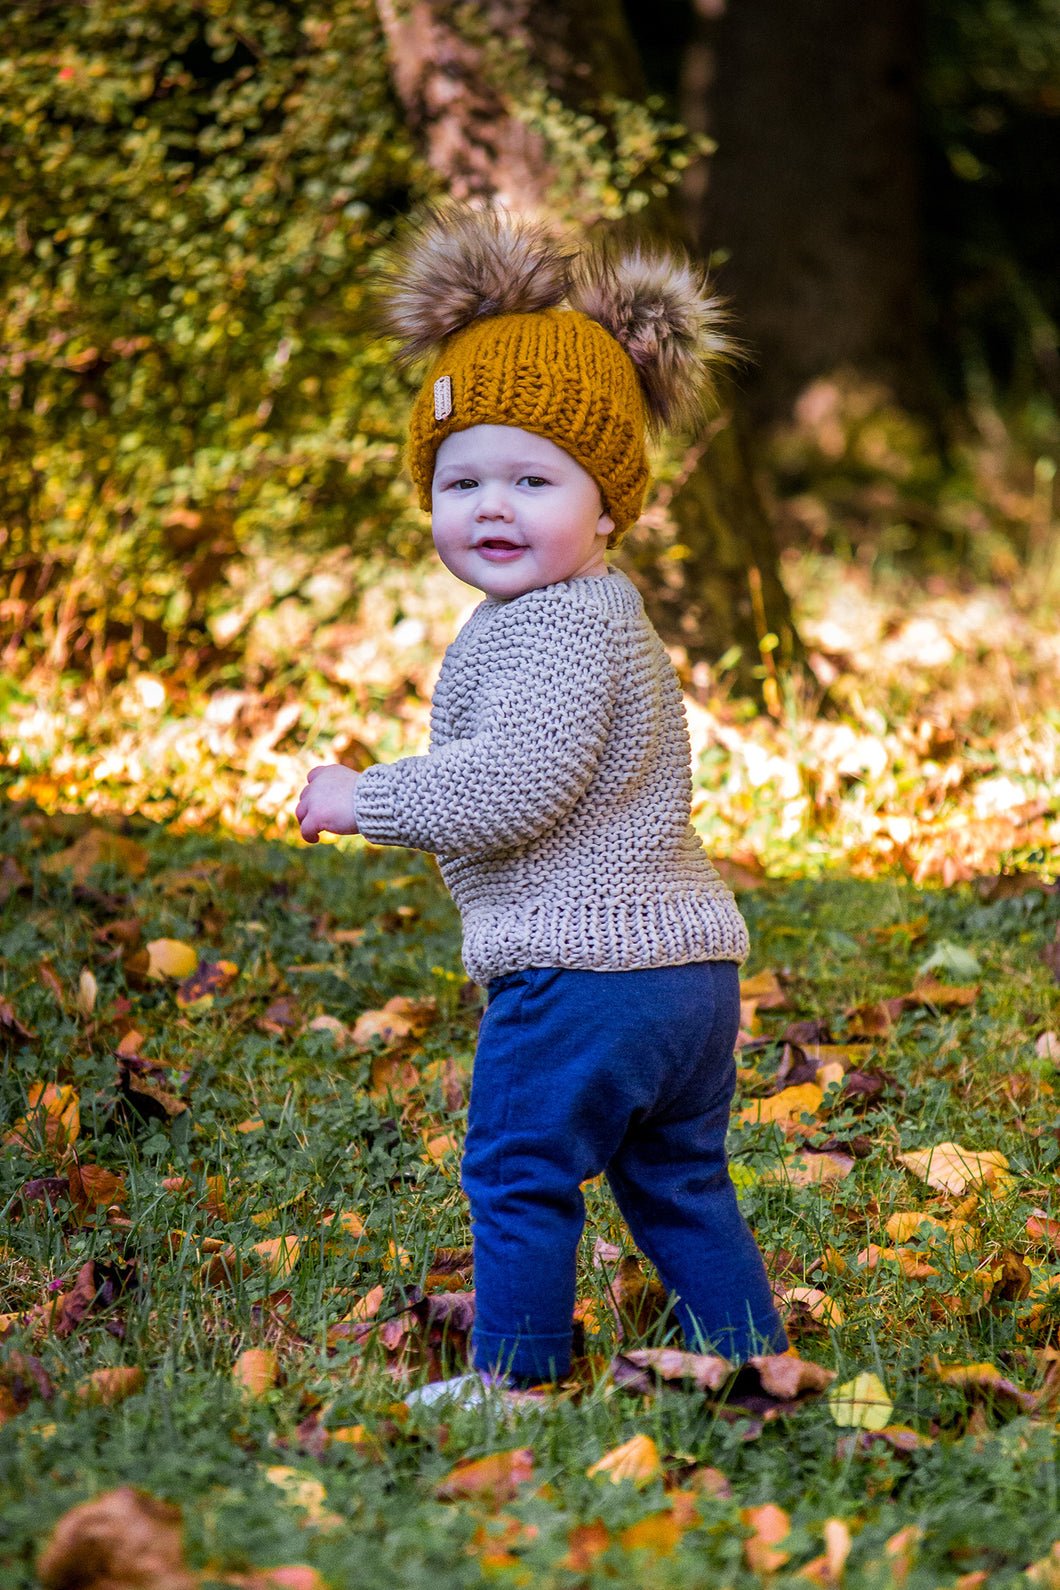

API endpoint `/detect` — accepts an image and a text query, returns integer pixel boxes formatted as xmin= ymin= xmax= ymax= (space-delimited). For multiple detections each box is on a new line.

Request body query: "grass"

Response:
xmin=4 ymin=799 xmax=1060 ymax=1589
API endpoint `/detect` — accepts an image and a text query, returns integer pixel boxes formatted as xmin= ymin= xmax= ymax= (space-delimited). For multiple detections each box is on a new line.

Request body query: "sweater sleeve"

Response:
xmin=353 ymin=595 xmax=620 ymax=858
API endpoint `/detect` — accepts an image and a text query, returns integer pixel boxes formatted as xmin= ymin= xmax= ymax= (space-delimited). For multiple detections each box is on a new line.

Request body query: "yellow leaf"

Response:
xmin=619 ymin=1510 xmax=687 ymax=1555
xmin=884 ymin=1212 xmax=945 ymax=1243
xmin=435 ymin=1448 xmax=534 ymax=1503
xmin=322 ymin=1209 xmax=365 ymax=1241
xmin=898 ymin=1142 xmax=1009 ymax=1196
xmin=233 ymin=1348 xmax=279 ymax=1398
xmin=264 ymin=1468 xmax=338 ymax=1527
xmin=423 ymin=1133 xmax=459 ymax=1163
xmin=782 ymin=1285 xmax=844 ymax=1329
xmin=739 ymin=1083 xmax=824 ymax=1127
xmin=829 ymin=1372 xmax=893 ymax=1430
xmin=740 ymin=1504 xmax=791 ymax=1573
xmin=587 ymin=1433 xmax=661 ymax=1487
xmin=145 ymin=939 xmax=199 ymax=980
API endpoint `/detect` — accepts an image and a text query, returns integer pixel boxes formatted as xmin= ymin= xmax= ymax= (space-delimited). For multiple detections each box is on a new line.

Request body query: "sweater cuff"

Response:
xmin=353 ymin=762 xmax=409 ymax=848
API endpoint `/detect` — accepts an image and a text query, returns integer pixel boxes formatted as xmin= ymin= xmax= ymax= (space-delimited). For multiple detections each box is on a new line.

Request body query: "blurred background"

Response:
xmin=1 ymin=0 xmax=1058 ymax=879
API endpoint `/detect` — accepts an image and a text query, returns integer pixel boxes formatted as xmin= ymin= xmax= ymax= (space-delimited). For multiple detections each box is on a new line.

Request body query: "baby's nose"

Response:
xmin=476 ymin=487 xmax=513 ymax=519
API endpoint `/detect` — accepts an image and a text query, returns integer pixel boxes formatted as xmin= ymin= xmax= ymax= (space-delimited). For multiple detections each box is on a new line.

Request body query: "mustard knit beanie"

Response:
xmin=381 ymin=208 xmax=731 ymax=544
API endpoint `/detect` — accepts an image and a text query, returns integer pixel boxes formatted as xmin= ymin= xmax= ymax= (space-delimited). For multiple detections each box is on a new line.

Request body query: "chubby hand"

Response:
xmin=296 ymin=764 xmax=361 ymax=844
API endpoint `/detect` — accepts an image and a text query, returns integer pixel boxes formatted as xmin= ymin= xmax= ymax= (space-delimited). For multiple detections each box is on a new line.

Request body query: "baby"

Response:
xmin=296 ymin=209 xmax=786 ymax=1384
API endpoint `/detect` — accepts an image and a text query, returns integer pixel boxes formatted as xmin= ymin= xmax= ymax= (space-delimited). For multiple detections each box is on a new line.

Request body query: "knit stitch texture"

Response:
xmin=406 ymin=308 xmax=649 ymax=539
xmin=353 ymin=569 xmax=749 ymax=985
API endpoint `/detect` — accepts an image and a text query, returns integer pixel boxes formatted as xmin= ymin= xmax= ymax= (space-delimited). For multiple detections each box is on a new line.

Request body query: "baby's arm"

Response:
xmin=296 ymin=764 xmax=360 ymax=844
xmin=353 ymin=599 xmax=620 ymax=858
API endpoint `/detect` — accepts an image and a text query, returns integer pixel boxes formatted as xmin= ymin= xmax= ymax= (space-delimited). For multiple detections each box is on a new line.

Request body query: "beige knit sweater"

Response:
xmin=353 ymin=568 xmax=749 ymax=985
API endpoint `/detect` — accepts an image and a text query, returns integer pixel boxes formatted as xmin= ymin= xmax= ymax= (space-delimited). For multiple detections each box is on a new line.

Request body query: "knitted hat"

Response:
xmin=380 ymin=208 xmax=731 ymax=543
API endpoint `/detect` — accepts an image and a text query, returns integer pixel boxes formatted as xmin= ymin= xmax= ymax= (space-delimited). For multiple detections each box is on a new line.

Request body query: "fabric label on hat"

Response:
xmin=434 ymin=375 xmax=453 ymax=421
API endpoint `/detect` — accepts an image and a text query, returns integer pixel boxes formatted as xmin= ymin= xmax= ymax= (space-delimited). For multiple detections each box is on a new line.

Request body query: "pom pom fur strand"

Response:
xmin=379 ymin=206 xmax=571 ymax=364
xmin=568 ymin=244 xmax=735 ymax=431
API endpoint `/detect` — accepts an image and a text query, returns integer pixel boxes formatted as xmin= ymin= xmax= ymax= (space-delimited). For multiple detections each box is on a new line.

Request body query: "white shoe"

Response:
xmin=404 ymin=1372 xmax=509 ymax=1409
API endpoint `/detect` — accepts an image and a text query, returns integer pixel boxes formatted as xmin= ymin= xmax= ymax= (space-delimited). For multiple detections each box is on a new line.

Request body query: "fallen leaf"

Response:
xmin=619 ymin=1508 xmax=689 ymax=1555
xmin=77 ymin=968 xmax=98 ymax=1018
xmin=176 ymin=958 xmax=239 ymax=1009
xmin=233 ymin=1348 xmax=279 ymax=1398
xmin=0 ymin=997 xmax=36 ymax=1045
xmin=76 ymin=1366 xmax=145 ymax=1406
xmin=898 ymin=1142 xmax=1009 ymax=1196
xmin=741 ymin=1503 xmax=791 ymax=1573
xmin=435 ymin=1448 xmax=534 ymax=1504
xmin=0 ymin=1350 xmax=54 ymax=1425
xmin=739 ymin=969 xmax=789 ymax=1009
xmin=560 ymin=1520 xmax=610 ymax=1571
xmin=798 ymin=1518 xmax=853 ymax=1585
xmin=1037 ymin=1032 xmax=1060 ymax=1063
xmin=829 ymin=1372 xmax=893 ymax=1430
xmin=760 ymin=1150 xmax=855 ymax=1188
xmin=264 ymin=1468 xmax=339 ymax=1528
xmin=781 ymin=1285 xmax=844 ymax=1330
xmin=739 ymin=1083 xmax=824 ymax=1127
xmin=614 ymin=1348 xmax=731 ymax=1393
xmin=37 ymin=1487 xmax=195 ymax=1590
xmin=587 ymin=1433 xmax=662 ymax=1487
xmin=69 ymin=1164 xmax=127 ymax=1215
xmin=42 ymin=828 xmax=149 ymax=885
xmin=251 ymin=1237 xmax=301 ymax=1281
xmin=884 ymin=1524 xmax=922 ymax=1588
xmin=144 ymin=939 xmax=199 ymax=981
xmin=906 ymin=977 xmax=979 ymax=1009
xmin=930 ymin=1358 xmax=1037 ymax=1413
xmin=1027 ymin=1543 xmax=1060 ymax=1588
xmin=4 ymin=1082 xmax=80 ymax=1158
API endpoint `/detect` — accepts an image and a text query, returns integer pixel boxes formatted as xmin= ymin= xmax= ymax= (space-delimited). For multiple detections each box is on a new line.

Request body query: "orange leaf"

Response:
xmin=898 ymin=1142 xmax=1009 ymax=1197
xmin=435 ymin=1448 xmax=534 ymax=1505
xmin=884 ymin=1524 xmax=922 ymax=1587
xmin=41 ymin=828 xmax=149 ymax=884
xmin=76 ymin=1366 xmax=145 ymax=1406
xmin=561 ymin=1520 xmax=610 ymax=1571
xmin=4 ymin=1082 xmax=80 ymax=1158
xmin=233 ymin=1348 xmax=279 ymax=1398
xmin=619 ymin=1509 xmax=688 ymax=1555
xmin=741 ymin=1504 xmax=791 ymax=1573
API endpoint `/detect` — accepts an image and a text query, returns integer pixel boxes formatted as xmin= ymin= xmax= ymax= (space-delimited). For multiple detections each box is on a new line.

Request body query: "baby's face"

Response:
xmin=431 ymin=426 xmax=614 ymax=599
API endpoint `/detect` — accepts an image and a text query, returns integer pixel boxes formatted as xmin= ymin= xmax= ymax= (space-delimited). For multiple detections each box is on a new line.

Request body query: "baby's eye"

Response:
xmin=450 ymin=478 xmax=478 ymax=490
xmin=520 ymin=475 xmax=549 ymax=487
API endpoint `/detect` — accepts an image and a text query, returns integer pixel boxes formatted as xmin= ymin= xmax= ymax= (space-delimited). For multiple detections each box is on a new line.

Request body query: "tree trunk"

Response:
xmin=678 ymin=0 xmax=925 ymax=426
xmin=376 ymin=0 xmax=801 ymax=700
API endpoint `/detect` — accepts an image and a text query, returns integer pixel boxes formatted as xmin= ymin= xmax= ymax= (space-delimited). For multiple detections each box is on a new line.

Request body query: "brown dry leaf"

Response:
xmin=435 ymin=1447 xmax=534 ymax=1505
xmin=321 ymin=1209 xmax=365 ymax=1242
xmin=741 ymin=1503 xmax=791 ymax=1573
xmin=144 ymin=939 xmax=199 ymax=981
xmin=1027 ymin=1212 xmax=1060 ymax=1253
xmin=739 ymin=1083 xmax=824 ymax=1128
xmin=4 ymin=1082 xmax=80 ymax=1158
xmin=352 ymin=995 xmax=437 ymax=1049
xmin=898 ymin=1142 xmax=1010 ymax=1196
xmin=0 ymin=1351 xmax=54 ymax=1424
xmin=233 ymin=1348 xmax=279 ymax=1398
xmin=907 ymin=977 xmax=979 ymax=1009
xmin=77 ymin=968 xmax=98 ymax=1018
xmin=884 ymin=1524 xmax=922 ymax=1588
xmin=422 ymin=1133 xmax=459 ymax=1164
xmin=931 ymin=1358 xmax=1037 ymax=1413
xmin=38 ymin=1487 xmax=195 ymax=1590
xmin=781 ymin=1285 xmax=844 ymax=1331
xmin=739 ymin=969 xmax=789 ymax=1009
xmin=750 ymin=1353 xmax=836 ymax=1401
xmin=587 ymin=1433 xmax=662 ymax=1487
xmin=69 ymin=1164 xmax=127 ymax=1216
xmin=798 ymin=1519 xmax=853 ymax=1586
xmin=616 ymin=1348 xmax=732 ymax=1393
xmin=845 ymin=1000 xmax=899 ymax=1039
xmin=560 ymin=1520 xmax=610 ymax=1572
xmin=0 ymin=997 xmax=36 ymax=1045
xmin=259 ymin=997 xmax=302 ymax=1036
xmin=227 ymin=1569 xmax=329 ymax=1590
xmin=1037 ymin=1032 xmax=1060 ymax=1063
xmin=176 ymin=958 xmax=239 ymax=1009
xmin=307 ymin=1014 xmax=355 ymax=1047
xmin=760 ymin=1151 xmax=855 ymax=1188
xmin=0 ymin=853 xmax=30 ymax=904
xmin=77 ymin=1366 xmax=145 ymax=1406
xmin=1027 ymin=1543 xmax=1060 ymax=1588
xmin=42 ymin=828 xmax=150 ymax=885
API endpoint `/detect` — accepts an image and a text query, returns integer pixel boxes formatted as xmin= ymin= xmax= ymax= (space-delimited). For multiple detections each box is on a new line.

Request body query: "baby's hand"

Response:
xmin=296 ymin=765 xmax=361 ymax=844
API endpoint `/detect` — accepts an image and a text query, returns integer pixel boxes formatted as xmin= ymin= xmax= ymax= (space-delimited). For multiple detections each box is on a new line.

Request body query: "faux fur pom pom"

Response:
xmin=380 ymin=207 xmax=571 ymax=363
xmin=568 ymin=246 xmax=733 ymax=431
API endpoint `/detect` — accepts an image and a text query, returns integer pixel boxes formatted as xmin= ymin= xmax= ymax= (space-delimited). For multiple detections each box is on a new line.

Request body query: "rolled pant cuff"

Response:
xmin=472 ymin=1329 xmax=572 ymax=1384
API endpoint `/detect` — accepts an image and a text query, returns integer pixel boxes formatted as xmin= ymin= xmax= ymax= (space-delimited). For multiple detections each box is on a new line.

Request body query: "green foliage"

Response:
xmin=0 ymin=1 xmax=702 ymax=677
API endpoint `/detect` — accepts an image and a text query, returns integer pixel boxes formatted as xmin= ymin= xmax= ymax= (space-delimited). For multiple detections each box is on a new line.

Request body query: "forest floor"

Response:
xmin=3 ymin=538 xmax=1060 ymax=1589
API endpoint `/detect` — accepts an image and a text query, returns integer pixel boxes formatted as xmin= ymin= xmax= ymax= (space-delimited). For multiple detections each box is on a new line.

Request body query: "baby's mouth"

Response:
xmin=475 ymin=538 xmax=525 ymax=560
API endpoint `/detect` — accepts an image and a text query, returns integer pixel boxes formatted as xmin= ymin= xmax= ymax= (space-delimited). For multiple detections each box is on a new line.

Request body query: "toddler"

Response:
xmin=296 ymin=209 xmax=786 ymax=1384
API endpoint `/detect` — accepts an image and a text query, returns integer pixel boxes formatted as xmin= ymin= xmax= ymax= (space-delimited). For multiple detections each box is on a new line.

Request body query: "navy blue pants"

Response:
xmin=462 ymin=961 xmax=787 ymax=1383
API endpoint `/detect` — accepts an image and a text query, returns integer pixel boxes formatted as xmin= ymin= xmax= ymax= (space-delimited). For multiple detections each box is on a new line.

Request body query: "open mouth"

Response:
xmin=478 ymin=538 xmax=522 ymax=550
